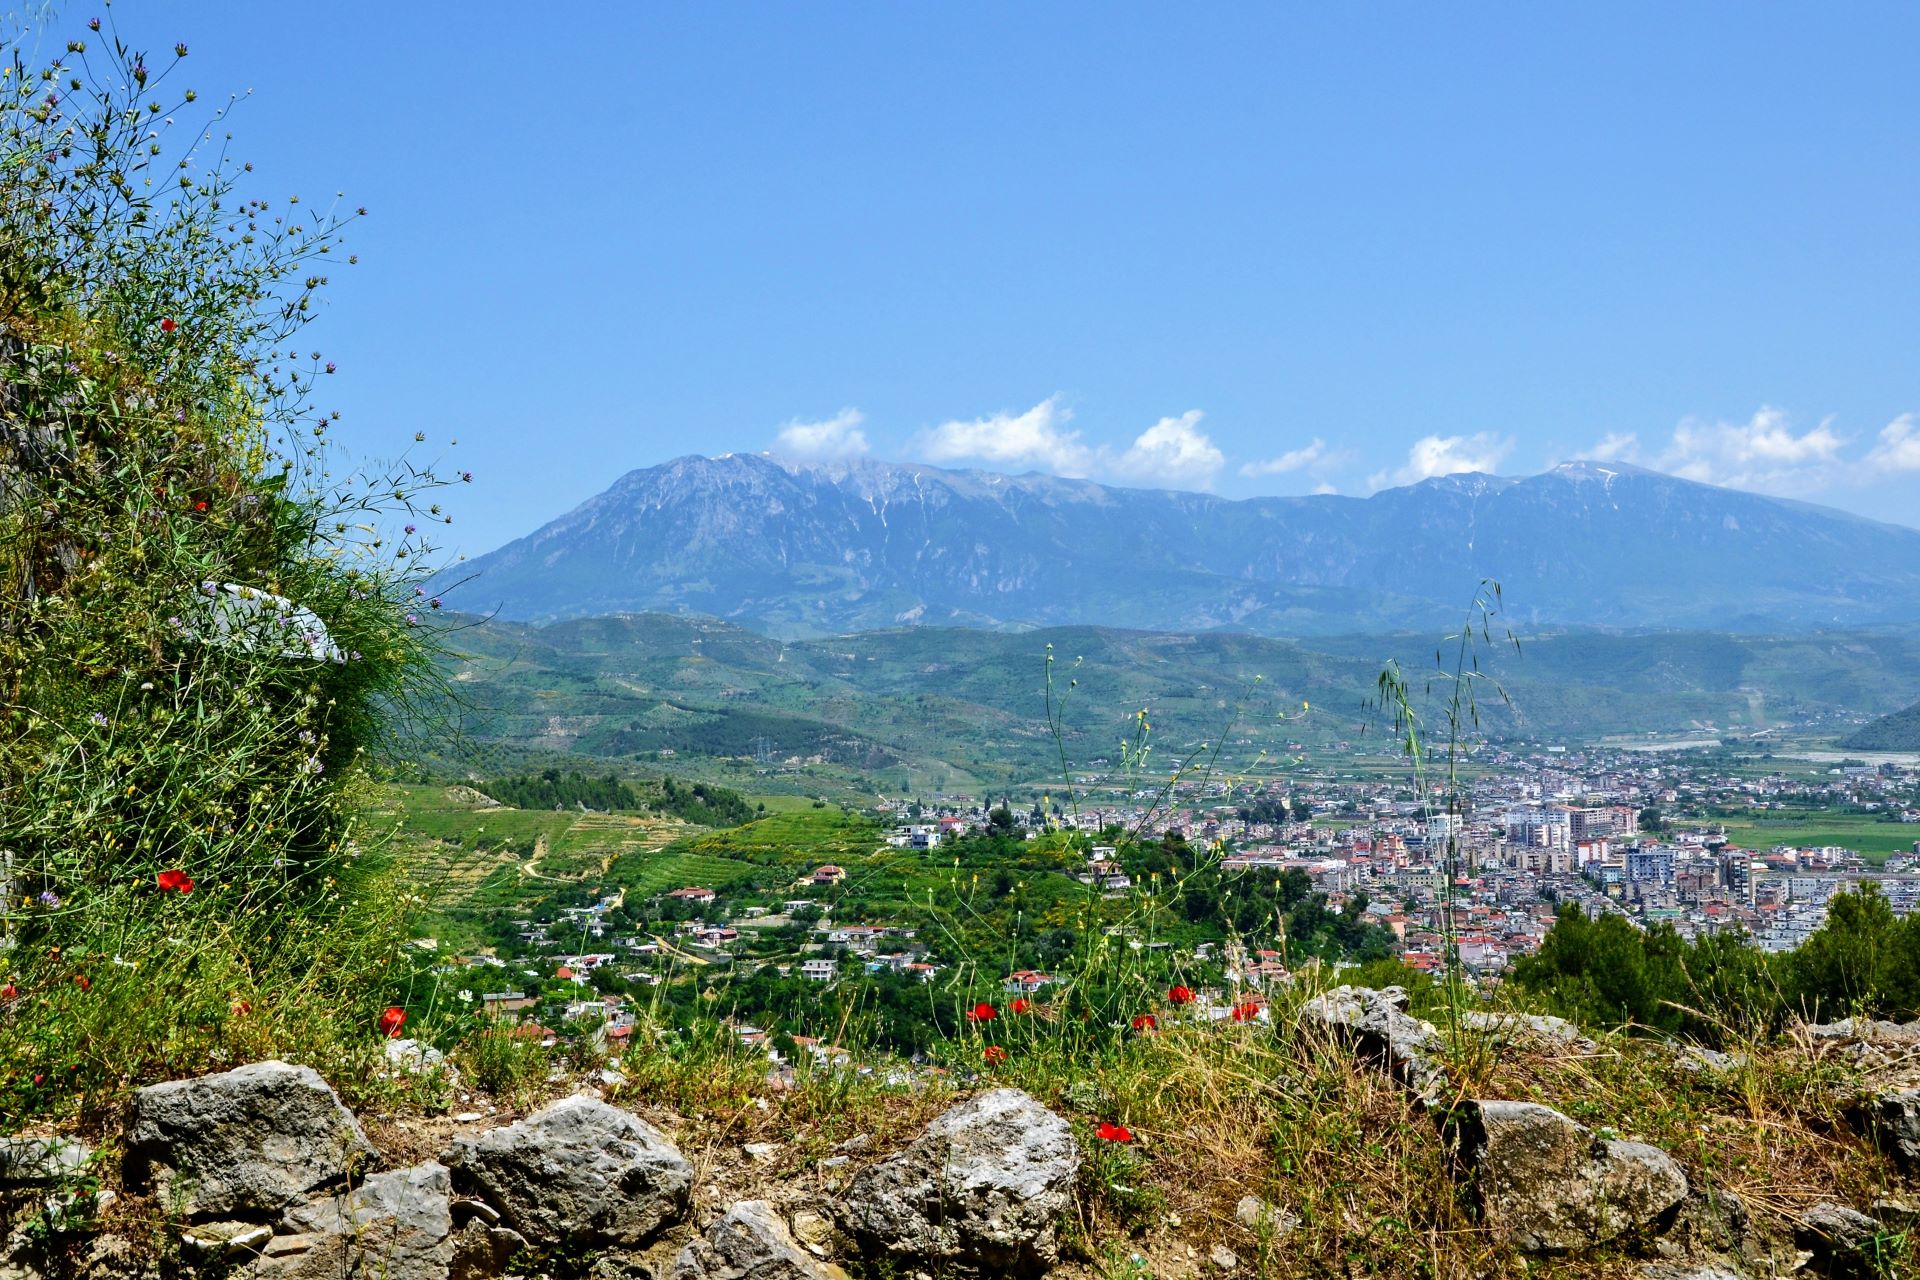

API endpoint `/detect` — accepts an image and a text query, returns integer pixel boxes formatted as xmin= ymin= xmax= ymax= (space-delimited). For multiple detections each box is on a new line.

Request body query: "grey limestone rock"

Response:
xmin=1298 ymin=985 xmax=1450 ymax=1103
xmin=444 ymin=1094 xmax=692 ymax=1253
xmin=1460 ymin=1010 xmax=1598 ymax=1053
xmin=0 ymin=1137 xmax=91 ymax=1186
xmin=843 ymin=1088 xmax=1079 ymax=1276
xmin=244 ymin=1161 xmax=456 ymax=1280
xmin=129 ymin=1061 xmax=374 ymax=1218
xmin=449 ymin=1219 xmax=527 ymax=1280
xmin=1456 ymin=1100 xmax=1688 ymax=1252
xmin=1233 ymin=1194 xmax=1299 ymax=1238
xmin=1862 ymin=1088 xmax=1920 ymax=1173
xmin=1795 ymin=1201 xmax=1882 ymax=1252
xmin=668 ymin=1201 xmax=848 ymax=1280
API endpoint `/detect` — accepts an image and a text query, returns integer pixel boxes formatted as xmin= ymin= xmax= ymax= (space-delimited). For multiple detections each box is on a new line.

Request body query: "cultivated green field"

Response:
xmin=1713 ymin=811 xmax=1919 ymax=864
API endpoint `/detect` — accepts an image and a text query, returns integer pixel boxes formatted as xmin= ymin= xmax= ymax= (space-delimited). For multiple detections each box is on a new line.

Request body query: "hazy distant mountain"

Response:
xmin=1841 ymin=701 xmax=1920 ymax=752
xmin=441 ymin=455 xmax=1920 ymax=636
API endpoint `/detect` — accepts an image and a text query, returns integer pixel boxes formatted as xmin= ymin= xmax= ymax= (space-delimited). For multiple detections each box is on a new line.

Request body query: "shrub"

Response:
xmin=0 ymin=14 xmax=458 ymax=1124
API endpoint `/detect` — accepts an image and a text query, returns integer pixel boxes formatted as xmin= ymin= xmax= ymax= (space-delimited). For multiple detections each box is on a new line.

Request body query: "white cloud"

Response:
xmin=1109 ymin=410 xmax=1226 ymax=489
xmin=1570 ymin=431 xmax=1642 ymax=463
xmin=1653 ymin=406 xmax=1847 ymax=493
xmin=1240 ymin=438 xmax=1327 ymax=478
xmin=1864 ymin=413 xmax=1920 ymax=473
xmin=774 ymin=408 xmax=870 ymax=460
xmin=919 ymin=398 xmax=1226 ymax=488
xmin=920 ymin=396 xmax=1094 ymax=475
xmin=1368 ymin=432 xmax=1514 ymax=490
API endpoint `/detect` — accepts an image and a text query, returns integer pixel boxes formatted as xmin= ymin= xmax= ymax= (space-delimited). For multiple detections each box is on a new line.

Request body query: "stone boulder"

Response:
xmin=1298 ymin=986 xmax=1450 ymax=1103
xmin=1456 ymin=1100 xmax=1688 ymax=1252
xmin=0 ymin=1137 xmax=91 ymax=1186
xmin=444 ymin=1094 xmax=692 ymax=1253
xmin=1795 ymin=1202 xmax=1893 ymax=1279
xmin=669 ymin=1201 xmax=849 ymax=1280
xmin=129 ymin=1061 xmax=374 ymax=1218
xmin=1861 ymin=1088 xmax=1920 ymax=1174
xmin=1459 ymin=1010 xmax=1598 ymax=1054
xmin=244 ymin=1161 xmax=455 ymax=1280
xmin=843 ymin=1089 xmax=1079 ymax=1276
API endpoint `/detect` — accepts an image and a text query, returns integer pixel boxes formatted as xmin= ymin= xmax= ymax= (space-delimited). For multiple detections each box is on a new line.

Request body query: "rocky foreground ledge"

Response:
xmin=1 ymin=989 xmax=1916 ymax=1279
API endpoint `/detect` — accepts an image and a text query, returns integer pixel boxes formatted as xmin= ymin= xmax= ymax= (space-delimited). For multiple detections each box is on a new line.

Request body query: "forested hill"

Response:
xmin=431 ymin=612 xmax=1920 ymax=786
xmin=1842 ymin=700 xmax=1920 ymax=751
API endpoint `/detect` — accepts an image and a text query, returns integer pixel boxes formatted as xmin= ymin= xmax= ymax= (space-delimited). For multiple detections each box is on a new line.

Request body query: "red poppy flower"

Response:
xmin=73 ymin=975 xmax=90 ymax=992
xmin=1131 ymin=1013 xmax=1157 ymax=1031
xmin=1167 ymin=985 xmax=1195 ymax=1005
xmin=159 ymin=317 xmax=176 ymax=333
xmin=193 ymin=500 xmax=208 ymax=512
xmin=231 ymin=1000 xmax=252 ymax=1017
xmin=0 ymin=983 xmax=16 ymax=1000
xmin=966 ymin=1002 xmax=997 ymax=1023
xmin=1010 ymin=997 xmax=1031 ymax=1014
xmin=157 ymin=869 xmax=194 ymax=895
xmin=982 ymin=1045 xmax=1007 ymax=1064
xmin=1230 ymin=1001 xmax=1261 ymax=1023
xmin=32 ymin=1074 xmax=44 ymax=1086
xmin=1095 ymin=1122 xmax=1133 ymax=1143
xmin=379 ymin=1006 xmax=406 ymax=1038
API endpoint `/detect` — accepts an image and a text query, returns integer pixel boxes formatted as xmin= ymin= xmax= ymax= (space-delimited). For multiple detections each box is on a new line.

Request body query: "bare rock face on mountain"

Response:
xmin=1457 ymin=1100 xmax=1688 ymax=1252
xmin=843 ymin=1089 xmax=1079 ymax=1276
xmin=669 ymin=1201 xmax=849 ymax=1280
xmin=444 ymin=1094 xmax=692 ymax=1252
xmin=246 ymin=1161 xmax=456 ymax=1280
xmin=128 ymin=1061 xmax=375 ymax=1218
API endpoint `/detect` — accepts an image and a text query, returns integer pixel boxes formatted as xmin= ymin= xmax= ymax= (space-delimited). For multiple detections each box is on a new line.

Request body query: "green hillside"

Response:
xmin=426 ymin=613 xmax=1920 ymax=788
xmin=1841 ymin=699 xmax=1920 ymax=751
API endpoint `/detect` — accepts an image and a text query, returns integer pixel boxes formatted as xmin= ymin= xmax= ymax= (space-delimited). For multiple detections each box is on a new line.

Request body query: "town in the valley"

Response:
xmin=417 ymin=739 xmax=1920 ymax=1071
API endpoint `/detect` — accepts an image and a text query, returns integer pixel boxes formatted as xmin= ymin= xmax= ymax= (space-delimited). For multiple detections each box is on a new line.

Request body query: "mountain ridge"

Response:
xmin=440 ymin=453 xmax=1920 ymax=636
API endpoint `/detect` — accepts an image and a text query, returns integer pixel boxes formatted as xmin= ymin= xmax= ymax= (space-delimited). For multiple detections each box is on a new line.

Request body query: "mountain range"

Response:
xmin=440 ymin=455 xmax=1920 ymax=636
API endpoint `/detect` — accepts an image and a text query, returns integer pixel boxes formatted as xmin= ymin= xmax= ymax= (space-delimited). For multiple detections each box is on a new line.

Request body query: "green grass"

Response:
xmin=1716 ymin=811 xmax=1919 ymax=864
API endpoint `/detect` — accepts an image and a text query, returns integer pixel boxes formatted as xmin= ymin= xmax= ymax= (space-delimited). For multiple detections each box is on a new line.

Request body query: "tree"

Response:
xmin=1793 ymin=885 xmax=1920 ymax=1021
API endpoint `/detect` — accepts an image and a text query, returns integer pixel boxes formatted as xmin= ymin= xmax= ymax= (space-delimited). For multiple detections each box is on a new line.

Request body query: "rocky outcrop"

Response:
xmin=1459 ymin=1010 xmax=1598 ymax=1054
xmin=1860 ymin=1088 xmax=1920 ymax=1174
xmin=1795 ymin=1202 xmax=1895 ymax=1279
xmin=1455 ymin=1100 xmax=1688 ymax=1252
xmin=844 ymin=1088 xmax=1079 ymax=1276
xmin=1298 ymin=985 xmax=1450 ymax=1103
xmin=0 ymin=1138 xmax=91 ymax=1186
xmin=669 ymin=1201 xmax=848 ymax=1280
xmin=245 ymin=1161 xmax=456 ymax=1280
xmin=444 ymin=1094 xmax=692 ymax=1252
xmin=128 ymin=1061 xmax=374 ymax=1218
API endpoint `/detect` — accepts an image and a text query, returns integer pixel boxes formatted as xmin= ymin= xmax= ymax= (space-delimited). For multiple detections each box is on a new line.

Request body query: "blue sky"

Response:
xmin=66 ymin=3 xmax=1920 ymax=550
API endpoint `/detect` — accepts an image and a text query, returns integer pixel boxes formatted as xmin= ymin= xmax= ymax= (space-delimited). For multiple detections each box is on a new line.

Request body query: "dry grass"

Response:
xmin=9 ymin=998 xmax=1913 ymax=1280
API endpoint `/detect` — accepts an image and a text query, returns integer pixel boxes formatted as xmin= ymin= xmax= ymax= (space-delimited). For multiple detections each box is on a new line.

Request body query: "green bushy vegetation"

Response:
xmin=0 ymin=15 xmax=460 ymax=1125
xmin=481 ymin=767 xmax=756 ymax=826
xmin=1512 ymin=884 xmax=1920 ymax=1041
